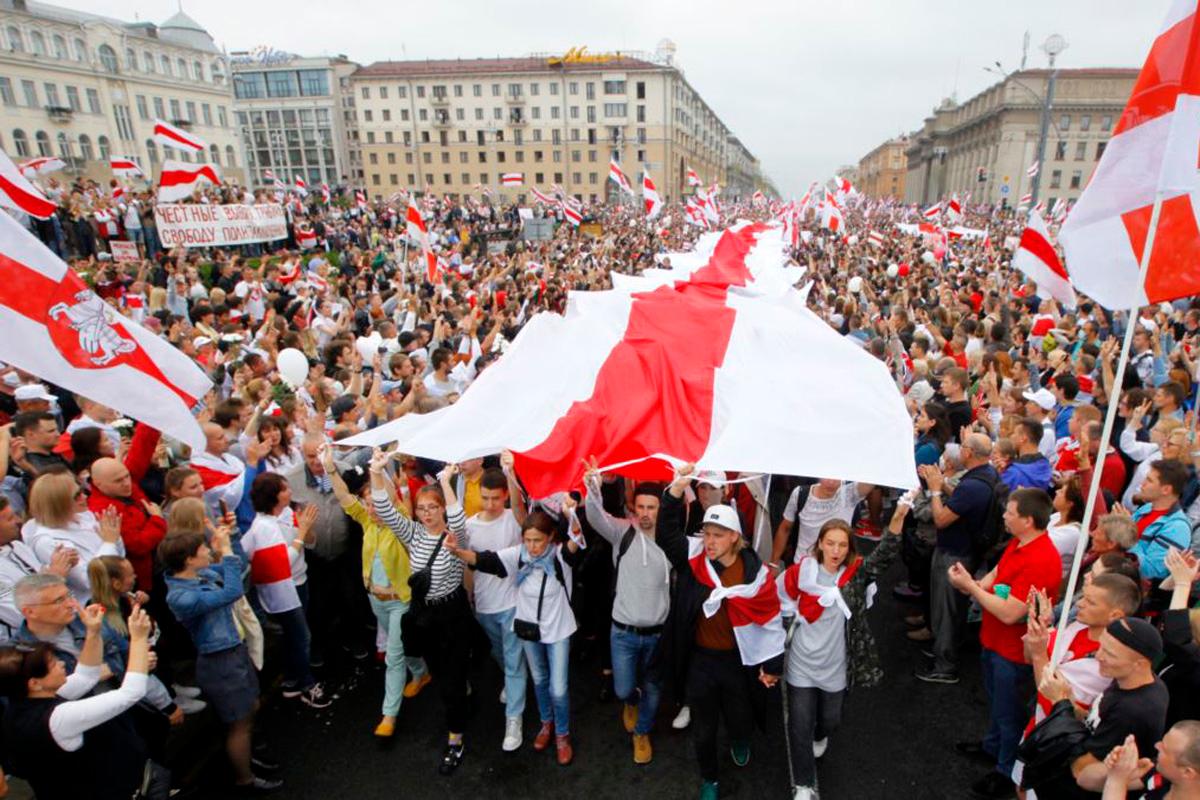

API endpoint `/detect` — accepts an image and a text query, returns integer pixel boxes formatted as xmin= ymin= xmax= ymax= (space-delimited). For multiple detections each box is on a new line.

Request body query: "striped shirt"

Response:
xmin=371 ymin=490 xmax=466 ymax=601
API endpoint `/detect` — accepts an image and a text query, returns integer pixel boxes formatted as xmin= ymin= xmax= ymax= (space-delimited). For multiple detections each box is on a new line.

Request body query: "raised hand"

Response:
xmin=99 ymin=506 xmax=123 ymax=543
xmin=128 ymin=605 xmax=152 ymax=641
xmin=79 ymin=602 xmax=106 ymax=633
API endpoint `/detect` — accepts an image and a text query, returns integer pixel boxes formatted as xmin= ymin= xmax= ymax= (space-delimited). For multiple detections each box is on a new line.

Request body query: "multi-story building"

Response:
xmin=904 ymin=68 xmax=1136 ymax=209
xmin=232 ymin=50 xmax=362 ymax=189
xmin=857 ymin=135 xmax=908 ymax=199
xmin=350 ymin=46 xmax=763 ymax=203
xmin=724 ymin=135 xmax=759 ymax=199
xmin=0 ymin=0 xmax=244 ymax=184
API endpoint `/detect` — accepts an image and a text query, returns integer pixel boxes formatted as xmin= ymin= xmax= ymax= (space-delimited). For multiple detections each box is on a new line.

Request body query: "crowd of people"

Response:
xmin=0 ymin=172 xmax=1196 ymax=800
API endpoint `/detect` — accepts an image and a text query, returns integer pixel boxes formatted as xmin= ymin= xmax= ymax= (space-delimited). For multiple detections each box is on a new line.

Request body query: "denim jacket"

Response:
xmin=165 ymin=555 xmax=245 ymax=655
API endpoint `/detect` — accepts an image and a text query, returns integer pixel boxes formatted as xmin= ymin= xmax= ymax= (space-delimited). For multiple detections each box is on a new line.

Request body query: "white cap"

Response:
xmin=14 ymin=384 xmax=54 ymax=403
xmin=694 ymin=470 xmax=724 ymax=488
xmin=701 ymin=504 xmax=742 ymax=535
xmin=1022 ymin=387 xmax=1056 ymax=411
xmin=192 ymin=336 xmax=213 ymax=349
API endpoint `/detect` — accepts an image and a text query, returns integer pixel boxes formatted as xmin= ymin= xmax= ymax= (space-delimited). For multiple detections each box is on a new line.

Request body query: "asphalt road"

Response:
xmin=188 ymin=551 xmax=997 ymax=800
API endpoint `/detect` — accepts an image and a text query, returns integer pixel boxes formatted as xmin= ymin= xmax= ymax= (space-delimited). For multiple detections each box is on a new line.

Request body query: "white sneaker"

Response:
xmin=792 ymin=786 xmax=817 ymax=800
xmin=502 ymin=715 xmax=523 ymax=752
xmin=813 ymin=737 xmax=828 ymax=759
xmin=672 ymin=705 xmax=691 ymax=730
xmin=175 ymin=695 xmax=207 ymax=715
xmin=499 ymin=687 xmax=507 ymax=705
xmin=172 ymin=683 xmax=202 ymax=699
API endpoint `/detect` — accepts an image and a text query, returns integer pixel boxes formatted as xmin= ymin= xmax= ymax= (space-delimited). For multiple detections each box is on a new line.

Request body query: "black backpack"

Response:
xmin=964 ymin=470 xmax=1010 ymax=564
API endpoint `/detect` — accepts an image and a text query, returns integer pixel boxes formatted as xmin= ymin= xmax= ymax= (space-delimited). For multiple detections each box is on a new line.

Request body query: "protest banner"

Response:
xmin=109 ymin=240 xmax=140 ymax=262
xmin=155 ymin=203 xmax=287 ymax=248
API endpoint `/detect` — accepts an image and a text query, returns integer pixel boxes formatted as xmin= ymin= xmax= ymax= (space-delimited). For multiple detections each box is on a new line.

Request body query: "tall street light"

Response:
xmin=1030 ymin=33 xmax=1068 ymax=207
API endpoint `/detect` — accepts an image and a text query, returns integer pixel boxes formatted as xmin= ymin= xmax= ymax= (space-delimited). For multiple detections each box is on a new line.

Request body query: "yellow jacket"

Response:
xmin=345 ymin=499 xmax=413 ymax=602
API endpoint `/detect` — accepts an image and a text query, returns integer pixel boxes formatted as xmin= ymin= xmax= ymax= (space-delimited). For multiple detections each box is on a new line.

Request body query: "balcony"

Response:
xmin=45 ymin=105 xmax=73 ymax=123
xmin=431 ymin=94 xmax=450 ymax=106
xmin=171 ymin=118 xmax=193 ymax=129
xmin=506 ymin=115 xmax=527 ymax=127
xmin=505 ymin=93 xmax=525 ymax=105
xmin=432 ymin=112 xmax=452 ymax=128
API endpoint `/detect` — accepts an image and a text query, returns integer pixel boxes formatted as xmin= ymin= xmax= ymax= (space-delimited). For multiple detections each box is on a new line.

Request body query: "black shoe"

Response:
xmin=955 ymin=741 xmax=995 ymax=766
xmin=439 ymin=742 xmax=465 ymax=775
xmin=343 ymin=642 xmax=370 ymax=661
xmin=970 ymin=771 xmax=1013 ymax=799
xmin=914 ymin=667 xmax=959 ymax=685
xmin=235 ymin=776 xmax=284 ymax=795
xmin=251 ymin=754 xmax=280 ymax=773
xmin=920 ymin=648 xmax=935 ymax=659
xmin=299 ymin=683 xmax=333 ymax=709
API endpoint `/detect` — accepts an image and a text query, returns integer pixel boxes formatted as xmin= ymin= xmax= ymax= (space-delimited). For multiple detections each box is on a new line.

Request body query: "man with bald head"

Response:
xmin=192 ymin=421 xmax=269 ymax=537
xmin=87 ymin=422 xmax=166 ymax=592
xmin=914 ymin=432 xmax=999 ymax=686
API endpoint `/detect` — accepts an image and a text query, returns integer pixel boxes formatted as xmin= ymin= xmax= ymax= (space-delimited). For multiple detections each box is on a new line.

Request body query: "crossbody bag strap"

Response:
xmin=535 ymin=571 xmax=548 ymax=622
xmin=425 ymin=532 xmax=448 ymax=570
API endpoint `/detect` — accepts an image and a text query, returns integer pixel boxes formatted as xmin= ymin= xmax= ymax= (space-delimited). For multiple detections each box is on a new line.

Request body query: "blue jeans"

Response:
xmin=610 ymin=624 xmax=662 ymax=735
xmin=272 ymin=605 xmax=315 ymax=691
xmin=524 ymin=637 xmax=570 ymax=735
xmin=981 ymin=647 xmax=1032 ymax=776
xmin=476 ymin=607 xmax=527 ymax=718
xmin=369 ymin=595 xmax=420 ymax=717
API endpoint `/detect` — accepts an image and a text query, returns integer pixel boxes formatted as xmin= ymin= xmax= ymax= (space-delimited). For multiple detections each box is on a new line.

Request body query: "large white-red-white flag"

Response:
xmin=609 ymin=159 xmax=634 ymax=195
xmin=20 ymin=156 xmax=65 ymax=177
xmin=341 ymin=223 xmax=918 ymax=497
xmin=501 ymin=172 xmax=523 ymax=187
xmin=0 ymin=150 xmax=57 ymax=219
xmin=642 ymin=171 xmax=662 ymax=219
xmin=406 ymin=199 xmax=439 ymax=283
xmin=158 ymin=160 xmax=220 ymax=202
xmin=153 ymin=119 xmax=205 ymax=153
xmin=1059 ymin=0 xmax=1200 ymax=308
xmin=1014 ymin=209 xmax=1077 ymax=309
xmin=110 ymin=157 xmax=143 ymax=177
xmin=0 ymin=212 xmax=210 ymax=448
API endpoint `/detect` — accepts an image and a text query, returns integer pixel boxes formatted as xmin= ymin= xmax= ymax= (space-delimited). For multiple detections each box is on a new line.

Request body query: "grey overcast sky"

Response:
xmin=85 ymin=0 xmax=1166 ymax=196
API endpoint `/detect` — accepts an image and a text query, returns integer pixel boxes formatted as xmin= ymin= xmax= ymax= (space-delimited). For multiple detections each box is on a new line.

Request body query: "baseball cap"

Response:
xmin=1106 ymin=617 xmax=1163 ymax=662
xmin=701 ymin=504 xmax=742 ymax=535
xmin=1022 ymin=387 xmax=1056 ymax=411
xmin=192 ymin=336 xmax=213 ymax=349
xmin=14 ymin=384 xmax=55 ymax=403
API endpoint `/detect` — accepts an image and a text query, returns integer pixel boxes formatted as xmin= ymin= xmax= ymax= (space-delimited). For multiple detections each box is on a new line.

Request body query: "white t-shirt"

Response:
xmin=785 ymin=482 xmax=870 ymax=561
xmin=1047 ymin=513 xmax=1082 ymax=579
xmin=466 ymin=510 xmax=522 ymax=614
xmin=234 ymin=280 xmax=266 ymax=321
xmin=495 ymin=545 xmax=576 ymax=644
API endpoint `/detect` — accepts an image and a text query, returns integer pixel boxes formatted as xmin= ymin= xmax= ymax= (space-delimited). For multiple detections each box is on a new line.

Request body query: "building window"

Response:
xmin=135 ymin=94 xmax=148 ymax=119
xmin=160 ymin=55 xmax=171 ymax=75
xmin=1074 ymin=141 xmax=1086 ymax=160
xmin=636 ymin=105 xmax=645 ymax=123
xmin=383 ymin=109 xmax=391 ymax=121
xmin=72 ymin=38 xmax=84 ymax=61
xmin=570 ymin=106 xmax=579 ymax=119
xmin=497 ymin=152 xmax=506 ymax=163
xmin=29 ymin=31 xmax=45 ymax=56
xmin=416 ymin=85 xmax=425 ymax=98
xmin=113 ymin=105 xmax=134 ymax=141
xmin=461 ymin=172 xmax=470 ymax=183
xmin=477 ymin=130 xmax=486 ymax=146
xmin=20 ymin=80 xmax=36 ymax=107
xmin=226 ymin=145 xmax=236 ymax=166
xmin=177 ymin=58 xmax=188 ymax=78
xmin=78 ymin=134 xmax=92 ymax=160
xmin=401 ymin=109 xmax=409 ymax=121
xmin=389 ymin=174 xmax=398 ymax=185
xmin=586 ymin=83 xmax=595 ymax=100
xmin=603 ymin=103 xmax=626 ymax=117
xmin=202 ymin=104 xmax=212 ymax=126
xmin=493 ymin=107 xmax=502 ymax=120
xmin=369 ymin=153 xmax=378 ymax=165
xmin=551 ymin=106 xmax=560 ymax=119
xmin=1054 ymin=141 xmax=1067 ymax=160
xmin=185 ymin=101 xmax=196 ymax=122
xmin=418 ymin=109 xmax=427 ymax=121
xmin=636 ymin=81 xmax=645 ymax=99
xmin=1101 ymin=115 xmax=1113 ymax=131
xmin=1049 ymin=169 xmax=1062 ymax=189
xmin=604 ymin=80 xmax=626 ymax=94
xmin=397 ymin=85 xmax=406 ymax=98
xmin=459 ymin=151 xmax=467 ymax=162
xmin=65 ymin=85 xmax=81 ymax=111
xmin=1079 ymin=114 xmax=1091 ymax=132
xmin=125 ymin=48 xmax=137 ymax=70
xmin=550 ymin=82 xmax=559 ymax=96
xmin=194 ymin=61 xmax=203 ymax=81
xmin=1096 ymin=141 xmax=1107 ymax=160
xmin=5 ymin=26 xmax=22 ymax=53
xmin=0 ymin=79 xmax=12 ymax=106
xmin=11 ymin=129 xmax=27 ymax=157
xmin=478 ymin=152 xmax=487 ymax=163
xmin=98 ymin=45 xmax=119 ymax=72
xmin=456 ymin=108 xmax=464 ymax=121
xmin=569 ymin=82 xmax=578 ymax=95
xmin=587 ymin=106 xmax=596 ymax=123
xmin=530 ymin=82 xmax=540 ymax=96
xmin=210 ymin=144 xmax=220 ymax=165
xmin=363 ymin=110 xmax=373 ymax=122
xmin=266 ymin=72 xmax=297 ymax=97
xmin=366 ymin=131 xmax=375 ymax=143
xmin=1070 ymin=170 xmax=1082 ymax=189
xmin=454 ymin=84 xmax=463 ymax=97
xmin=372 ymin=174 xmax=380 ymax=185
xmin=473 ymin=84 xmax=482 ymax=97
xmin=379 ymin=86 xmax=388 ymax=99
xmin=152 ymin=96 xmax=164 ymax=118
xmin=361 ymin=86 xmax=370 ymax=99
xmin=1059 ymin=114 xmax=1071 ymax=131
xmin=33 ymin=130 xmax=49 ymax=157
xmin=169 ymin=99 xmax=181 ymax=119
xmin=298 ymin=70 xmax=328 ymax=96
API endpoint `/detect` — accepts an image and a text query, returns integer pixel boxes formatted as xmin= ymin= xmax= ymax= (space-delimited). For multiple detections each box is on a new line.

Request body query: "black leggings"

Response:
xmin=402 ymin=588 xmax=473 ymax=733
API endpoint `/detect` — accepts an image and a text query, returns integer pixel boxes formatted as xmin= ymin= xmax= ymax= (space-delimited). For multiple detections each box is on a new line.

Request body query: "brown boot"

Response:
xmin=533 ymin=721 xmax=554 ymax=751
xmin=556 ymin=734 xmax=573 ymax=766
xmin=632 ymin=733 xmax=653 ymax=765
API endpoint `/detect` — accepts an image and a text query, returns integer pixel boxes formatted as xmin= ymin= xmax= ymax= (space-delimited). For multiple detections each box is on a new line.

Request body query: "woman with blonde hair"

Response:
xmin=167 ymin=497 xmax=209 ymax=537
xmin=24 ymin=472 xmax=123 ymax=602
xmin=87 ymin=555 xmax=147 ymax=638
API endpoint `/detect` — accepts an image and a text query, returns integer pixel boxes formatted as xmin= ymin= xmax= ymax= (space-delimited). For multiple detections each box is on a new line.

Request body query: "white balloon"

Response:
xmin=356 ymin=332 xmax=383 ymax=364
xmin=277 ymin=348 xmax=309 ymax=387
xmin=921 ymin=250 xmax=936 ymax=265
xmin=887 ymin=264 xmax=899 ymax=278
xmin=848 ymin=276 xmax=863 ymax=293
xmin=847 ymin=235 xmax=859 ymax=246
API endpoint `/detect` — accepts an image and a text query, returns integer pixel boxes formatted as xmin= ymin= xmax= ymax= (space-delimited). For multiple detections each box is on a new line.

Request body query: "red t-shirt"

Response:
xmin=980 ymin=533 xmax=1063 ymax=664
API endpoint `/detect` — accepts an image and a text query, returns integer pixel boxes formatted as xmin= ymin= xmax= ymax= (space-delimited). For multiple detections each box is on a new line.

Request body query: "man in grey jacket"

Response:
xmin=583 ymin=463 xmax=672 ymax=765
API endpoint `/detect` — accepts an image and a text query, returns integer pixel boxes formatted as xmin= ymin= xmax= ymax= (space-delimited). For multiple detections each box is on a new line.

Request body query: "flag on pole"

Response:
xmin=947 ymin=194 xmax=963 ymax=223
xmin=867 ymin=229 xmax=886 ymax=248
xmin=0 ymin=211 xmax=211 ymax=448
xmin=501 ymin=172 xmax=524 ymax=187
xmin=1027 ymin=161 xmax=1040 ymax=179
xmin=752 ymin=190 xmax=765 ymax=205
xmin=0 ymin=150 xmax=57 ymax=219
xmin=1058 ymin=0 xmax=1200 ymax=307
xmin=406 ymin=199 xmax=439 ymax=283
xmin=109 ymin=157 xmax=143 ymax=177
xmin=263 ymin=169 xmax=276 ymax=181
xmin=561 ymin=203 xmax=582 ymax=226
xmin=1018 ymin=192 xmax=1033 ymax=208
xmin=293 ymin=176 xmax=308 ymax=195
xmin=609 ymin=158 xmax=634 ymax=195
xmin=642 ymin=171 xmax=662 ymax=219
xmin=1014 ymin=209 xmax=1077 ymax=309
xmin=531 ymin=186 xmax=556 ymax=205
xmin=821 ymin=189 xmax=844 ymax=232
xmin=922 ymin=202 xmax=942 ymax=220
xmin=153 ymin=119 xmax=205 ymax=153
xmin=158 ymin=160 xmax=220 ymax=202
xmin=19 ymin=156 xmax=66 ymax=177
xmin=686 ymin=168 xmax=701 ymax=187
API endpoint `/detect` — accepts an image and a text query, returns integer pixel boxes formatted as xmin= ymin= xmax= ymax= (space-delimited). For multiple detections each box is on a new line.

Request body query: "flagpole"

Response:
xmin=1048 ymin=192 xmax=1164 ymax=671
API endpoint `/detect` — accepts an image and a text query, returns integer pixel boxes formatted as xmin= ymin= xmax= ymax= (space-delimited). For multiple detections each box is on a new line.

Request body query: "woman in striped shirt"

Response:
xmin=369 ymin=449 xmax=470 ymax=775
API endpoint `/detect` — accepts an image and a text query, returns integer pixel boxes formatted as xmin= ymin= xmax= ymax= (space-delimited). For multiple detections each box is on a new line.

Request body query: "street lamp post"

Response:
xmin=1029 ymin=34 xmax=1068 ymax=207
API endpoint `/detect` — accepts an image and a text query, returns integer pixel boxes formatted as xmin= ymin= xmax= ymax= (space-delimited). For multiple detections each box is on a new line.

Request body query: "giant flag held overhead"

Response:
xmin=1059 ymin=0 xmax=1200 ymax=308
xmin=153 ymin=119 xmax=205 ymax=153
xmin=0 ymin=211 xmax=211 ymax=449
xmin=158 ymin=161 xmax=220 ymax=202
xmin=1014 ymin=209 xmax=1077 ymax=309
xmin=340 ymin=223 xmax=917 ymax=496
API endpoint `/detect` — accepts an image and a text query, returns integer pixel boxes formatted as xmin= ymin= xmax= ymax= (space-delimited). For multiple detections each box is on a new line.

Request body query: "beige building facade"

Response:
xmin=351 ymin=49 xmax=760 ymax=203
xmin=0 ymin=0 xmax=245 ymax=186
xmin=905 ymin=68 xmax=1136 ymax=209
xmin=857 ymin=136 xmax=908 ymax=199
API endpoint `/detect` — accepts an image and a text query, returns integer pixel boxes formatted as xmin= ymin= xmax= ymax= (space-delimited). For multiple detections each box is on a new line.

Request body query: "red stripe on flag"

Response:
xmin=1018 ymin=226 xmax=1069 ymax=280
xmin=0 ymin=173 xmax=56 ymax=218
xmin=1122 ymin=194 xmax=1200 ymax=302
xmin=1114 ymin=10 xmax=1200 ymax=136
xmin=512 ymin=224 xmax=768 ymax=496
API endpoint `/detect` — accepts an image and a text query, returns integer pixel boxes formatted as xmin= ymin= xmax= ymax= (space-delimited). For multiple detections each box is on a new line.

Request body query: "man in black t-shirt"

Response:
xmin=1098 ymin=721 xmax=1200 ymax=799
xmin=940 ymin=367 xmax=973 ymax=433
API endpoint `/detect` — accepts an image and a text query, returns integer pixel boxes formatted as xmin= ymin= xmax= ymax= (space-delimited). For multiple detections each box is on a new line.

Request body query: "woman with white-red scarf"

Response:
xmin=657 ymin=464 xmax=785 ymax=800
xmin=776 ymin=497 xmax=907 ymax=800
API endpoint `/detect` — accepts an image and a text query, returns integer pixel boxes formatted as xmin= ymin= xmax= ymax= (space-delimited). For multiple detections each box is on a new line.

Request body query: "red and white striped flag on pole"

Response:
xmin=947 ymin=194 xmax=963 ymax=222
xmin=531 ymin=186 xmax=555 ymax=205
xmin=867 ymin=229 xmax=886 ymax=248
xmin=501 ymin=172 xmax=523 ymax=187
xmin=0 ymin=150 xmax=57 ymax=219
xmin=406 ymin=199 xmax=439 ymax=283
xmin=642 ymin=171 xmax=662 ymax=220
xmin=1027 ymin=161 xmax=1040 ymax=179
xmin=686 ymin=168 xmax=701 ymax=187
xmin=294 ymin=176 xmax=308 ymax=195
xmin=1018 ymin=192 xmax=1033 ymax=208
xmin=1014 ymin=209 xmax=1076 ymax=309
xmin=609 ymin=159 xmax=634 ymax=195
xmin=19 ymin=156 xmax=66 ymax=177
xmin=110 ymin=157 xmax=143 ymax=177
xmin=0 ymin=211 xmax=211 ymax=448
xmin=153 ymin=119 xmax=205 ymax=153
xmin=922 ymin=202 xmax=942 ymax=220
xmin=561 ymin=203 xmax=582 ymax=227
xmin=820 ymin=189 xmax=844 ymax=232
xmin=158 ymin=160 xmax=220 ymax=202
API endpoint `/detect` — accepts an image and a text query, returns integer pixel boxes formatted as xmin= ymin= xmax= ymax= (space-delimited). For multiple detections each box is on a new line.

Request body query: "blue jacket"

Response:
xmin=1002 ymin=453 xmax=1053 ymax=492
xmin=164 ymin=555 xmax=245 ymax=655
xmin=1131 ymin=504 xmax=1192 ymax=581
xmin=15 ymin=617 xmax=125 ymax=677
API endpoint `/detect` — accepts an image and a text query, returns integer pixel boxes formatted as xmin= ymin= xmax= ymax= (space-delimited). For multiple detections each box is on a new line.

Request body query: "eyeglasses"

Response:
xmin=415 ymin=505 xmax=443 ymax=513
xmin=27 ymin=593 xmax=75 ymax=607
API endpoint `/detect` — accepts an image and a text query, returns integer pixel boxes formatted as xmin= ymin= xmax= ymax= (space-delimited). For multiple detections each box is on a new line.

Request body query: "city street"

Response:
xmin=194 ymin=555 xmax=992 ymax=800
